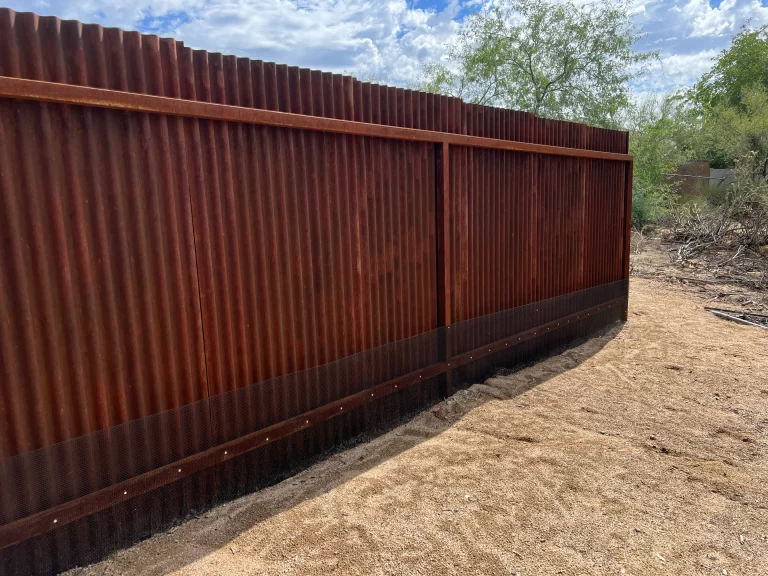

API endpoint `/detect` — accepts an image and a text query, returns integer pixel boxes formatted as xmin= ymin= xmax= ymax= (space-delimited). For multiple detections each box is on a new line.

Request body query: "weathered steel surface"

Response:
xmin=0 ymin=8 xmax=629 ymax=456
xmin=0 ymin=284 xmax=627 ymax=551
xmin=0 ymin=8 xmax=632 ymax=572
xmin=0 ymin=75 xmax=633 ymax=162
xmin=0 ymin=10 xmax=210 ymax=459
xmin=176 ymin=61 xmax=438 ymax=383
xmin=449 ymin=123 xmax=628 ymax=323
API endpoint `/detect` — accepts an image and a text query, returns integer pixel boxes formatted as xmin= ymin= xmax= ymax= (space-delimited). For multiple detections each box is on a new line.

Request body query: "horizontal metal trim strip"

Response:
xmin=0 ymin=76 xmax=632 ymax=162
xmin=0 ymin=296 xmax=624 ymax=549
xmin=447 ymin=298 xmax=624 ymax=370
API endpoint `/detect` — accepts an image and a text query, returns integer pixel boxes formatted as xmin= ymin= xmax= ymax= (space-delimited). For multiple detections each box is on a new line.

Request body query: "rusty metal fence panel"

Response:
xmin=0 ymin=8 xmax=632 ymax=574
xmin=0 ymin=18 xmax=211 ymax=459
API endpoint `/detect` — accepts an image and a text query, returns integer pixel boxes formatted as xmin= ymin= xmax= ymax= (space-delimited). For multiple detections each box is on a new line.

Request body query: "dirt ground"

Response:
xmin=631 ymin=232 xmax=768 ymax=315
xmin=70 ymin=277 xmax=768 ymax=576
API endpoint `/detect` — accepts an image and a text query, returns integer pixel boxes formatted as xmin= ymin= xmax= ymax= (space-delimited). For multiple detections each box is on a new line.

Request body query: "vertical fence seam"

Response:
xmin=182 ymin=120 xmax=215 ymax=447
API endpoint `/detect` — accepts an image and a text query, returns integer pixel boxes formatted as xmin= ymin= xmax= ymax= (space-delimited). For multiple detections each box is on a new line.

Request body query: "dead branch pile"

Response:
xmin=664 ymin=152 xmax=768 ymax=293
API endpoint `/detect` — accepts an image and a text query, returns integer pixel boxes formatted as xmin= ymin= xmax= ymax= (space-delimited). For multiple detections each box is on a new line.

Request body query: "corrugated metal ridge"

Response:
xmin=0 ymin=279 xmax=627 ymax=539
xmin=0 ymin=8 xmax=628 ymax=154
xmin=0 ymin=76 xmax=633 ymax=161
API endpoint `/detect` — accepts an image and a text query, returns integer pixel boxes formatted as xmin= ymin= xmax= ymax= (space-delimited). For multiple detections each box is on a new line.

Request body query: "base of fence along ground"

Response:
xmin=0 ymin=281 xmax=627 ymax=575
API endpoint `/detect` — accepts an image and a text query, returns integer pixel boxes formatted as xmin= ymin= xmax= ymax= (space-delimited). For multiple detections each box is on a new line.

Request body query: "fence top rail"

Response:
xmin=0 ymin=76 xmax=632 ymax=162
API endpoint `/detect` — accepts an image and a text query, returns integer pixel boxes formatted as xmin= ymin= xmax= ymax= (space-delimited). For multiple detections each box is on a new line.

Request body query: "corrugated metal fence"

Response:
xmin=0 ymin=9 xmax=632 ymax=574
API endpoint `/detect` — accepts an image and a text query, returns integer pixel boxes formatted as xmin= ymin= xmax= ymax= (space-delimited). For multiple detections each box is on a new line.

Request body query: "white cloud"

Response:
xmin=682 ymin=0 xmax=768 ymax=38
xmin=9 ymin=0 xmax=466 ymax=87
xmin=15 ymin=0 xmax=204 ymax=29
xmin=631 ymin=48 xmax=722 ymax=96
xmin=660 ymin=49 xmax=719 ymax=85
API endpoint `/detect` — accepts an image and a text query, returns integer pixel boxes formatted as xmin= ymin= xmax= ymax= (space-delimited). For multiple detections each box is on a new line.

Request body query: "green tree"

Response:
xmin=690 ymin=23 xmax=768 ymax=111
xmin=626 ymin=95 xmax=693 ymax=226
xmin=416 ymin=0 xmax=656 ymax=128
xmin=698 ymin=85 xmax=768 ymax=171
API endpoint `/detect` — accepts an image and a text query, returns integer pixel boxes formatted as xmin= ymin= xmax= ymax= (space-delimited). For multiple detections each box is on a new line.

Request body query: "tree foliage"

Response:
xmin=698 ymin=85 xmax=768 ymax=171
xmin=416 ymin=0 xmax=656 ymax=128
xmin=690 ymin=23 xmax=768 ymax=111
xmin=629 ymin=23 xmax=768 ymax=225
xmin=413 ymin=0 xmax=768 ymax=229
xmin=625 ymin=95 xmax=692 ymax=226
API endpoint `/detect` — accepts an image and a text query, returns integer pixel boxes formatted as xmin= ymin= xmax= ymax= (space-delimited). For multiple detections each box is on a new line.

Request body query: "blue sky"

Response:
xmin=6 ymin=0 xmax=768 ymax=98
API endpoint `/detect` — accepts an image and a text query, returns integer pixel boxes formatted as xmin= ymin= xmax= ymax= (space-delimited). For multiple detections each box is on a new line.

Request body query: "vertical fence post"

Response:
xmin=578 ymin=127 xmax=588 ymax=289
xmin=622 ymin=158 xmax=634 ymax=321
xmin=436 ymin=141 xmax=453 ymax=397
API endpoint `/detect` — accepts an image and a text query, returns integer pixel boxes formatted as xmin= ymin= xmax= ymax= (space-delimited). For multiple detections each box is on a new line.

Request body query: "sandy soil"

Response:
xmin=631 ymin=232 xmax=768 ymax=315
xmin=70 ymin=278 xmax=768 ymax=576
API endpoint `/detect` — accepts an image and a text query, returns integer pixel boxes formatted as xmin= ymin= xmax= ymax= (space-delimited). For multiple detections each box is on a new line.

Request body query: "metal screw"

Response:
xmin=178 ymin=469 xmax=181 ymax=473
xmin=224 ymin=451 xmax=228 ymax=455
xmin=266 ymin=437 xmax=269 ymax=441
xmin=124 ymin=491 xmax=128 ymax=495
xmin=53 ymin=519 xmax=57 ymax=524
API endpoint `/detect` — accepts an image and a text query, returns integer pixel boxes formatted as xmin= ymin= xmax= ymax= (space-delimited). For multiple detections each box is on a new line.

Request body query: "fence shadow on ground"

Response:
xmin=81 ymin=321 xmax=624 ymax=576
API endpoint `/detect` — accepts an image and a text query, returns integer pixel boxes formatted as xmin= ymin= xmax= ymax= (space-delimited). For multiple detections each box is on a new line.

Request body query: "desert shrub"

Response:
xmin=703 ymin=183 xmax=730 ymax=208
xmin=670 ymin=152 xmax=768 ymax=247
xmin=632 ymin=184 xmax=674 ymax=229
